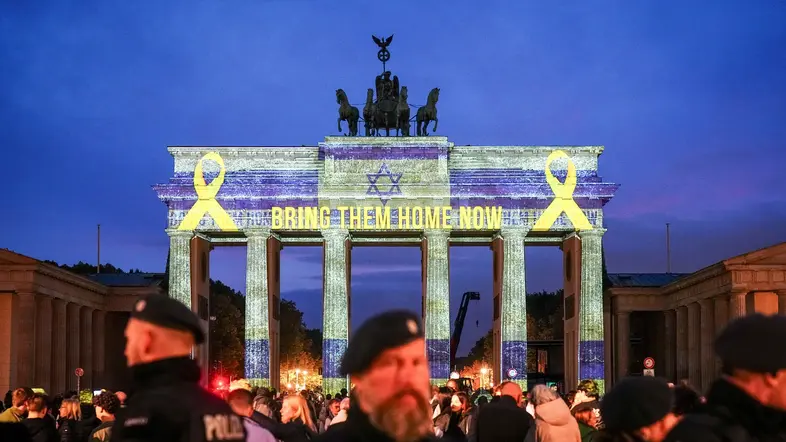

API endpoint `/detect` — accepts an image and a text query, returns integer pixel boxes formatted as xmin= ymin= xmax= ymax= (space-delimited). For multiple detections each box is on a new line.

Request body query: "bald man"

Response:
xmin=112 ymin=295 xmax=246 ymax=442
xmin=476 ymin=382 xmax=535 ymax=442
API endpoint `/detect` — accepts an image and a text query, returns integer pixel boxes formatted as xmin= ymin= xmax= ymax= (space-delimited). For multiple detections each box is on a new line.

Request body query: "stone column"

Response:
xmin=322 ymin=229 xmax=350 ymax=394
xmin=778 ymin=290 xmax=786 ymax=315
xmin=698 ymin=299 xmax=715 ymax=392
xmin=687 ymin=303 xmax=701 ymax=387
xmin=663 ymin=309 xmax=676 ymax=382
xmin=675 ymin=306 xmax=688 ymax=381
xmin=579 ymin=229 xmax=606 ymax=393
xmin=729 ymin=291 xmax=747 ymax=319
xmin=92 ymin=310 xmax=106 ymax=389
xmin=79 ymin=307 xmax=94 ymax=390
xmin=615 ymin=312 xmax=630 ymax=380
xmin=66 ymin=303 xmax=81 ymax=391
xmin=423 ymin=229 xmax=451 ymax=384
xmin=714 ymin=296 xmax=729 ymax=336
xmin=15 ymin=293 xmax=37 ymax=388
xmin=35 ymin=296 xmax=53 ymax=392
xmin=166 ymin=229 xmax=193 ymax=306
xmin=51 ymin=299 xmax=67 ymax=394
xmin=245 ymin=228 xmax=272 ymax=387
xmin=498 ymin=227 xmax=527 ymax=389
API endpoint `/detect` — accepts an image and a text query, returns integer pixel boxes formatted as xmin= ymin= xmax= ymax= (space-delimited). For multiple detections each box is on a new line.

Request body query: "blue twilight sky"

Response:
xmin=2 ymin=1 xmax=785 ymax=356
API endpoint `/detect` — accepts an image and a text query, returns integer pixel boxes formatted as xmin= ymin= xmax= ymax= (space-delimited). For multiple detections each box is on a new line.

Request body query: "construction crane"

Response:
xmin=450 ymin=291 xmax=481 ymax=367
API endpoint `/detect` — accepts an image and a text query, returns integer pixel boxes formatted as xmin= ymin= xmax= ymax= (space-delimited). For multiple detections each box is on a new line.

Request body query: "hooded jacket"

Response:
xmin=535 ymin=399 xmax=582 ymax=442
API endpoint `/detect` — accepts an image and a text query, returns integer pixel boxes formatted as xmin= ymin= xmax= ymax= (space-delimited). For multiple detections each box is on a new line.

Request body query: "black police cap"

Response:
xmin=340 ymin=310 xmax=425 ymax=376
xmin=715 ymin=313 xmax=786 ymax=373
xmin=601 ymin=376 xmax=672 ymax=433
xmin=131 ymin=294 xmax=205 ymax=344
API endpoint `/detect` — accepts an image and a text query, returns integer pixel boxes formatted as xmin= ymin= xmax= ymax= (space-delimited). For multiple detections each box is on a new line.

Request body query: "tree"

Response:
xmin=209 ymin=279 xmax=245 ymax=379
xmin=305 ymin=328 xmax=323 ymax=362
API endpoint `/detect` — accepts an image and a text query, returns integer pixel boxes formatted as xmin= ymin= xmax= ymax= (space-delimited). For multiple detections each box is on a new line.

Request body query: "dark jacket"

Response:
xmin=315 ymin=405 xmax=441 ymax=442
xmin=476 ymin=395 xmax=535 ymax=442
xmin=577 ymin=422 xmax=597 ymax=442
xmin=111 ymin=356 xmax=246 ymax=442
xmin=22 ymin=417 xmax=59 ymax=442
xmin=272 ymin=420 xmax=318 ymax=442
xmin=250 ymin=410 xmax=278 ymax=433
xmin=664 ymin=378 xmax=786 ymax=442
xmin=57 ymin=418 xmax=91 ymax=442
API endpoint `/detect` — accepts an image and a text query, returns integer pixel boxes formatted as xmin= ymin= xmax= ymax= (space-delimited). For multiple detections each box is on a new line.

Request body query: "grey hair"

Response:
xmin=530 ymin=384 xmax=560 ymax=406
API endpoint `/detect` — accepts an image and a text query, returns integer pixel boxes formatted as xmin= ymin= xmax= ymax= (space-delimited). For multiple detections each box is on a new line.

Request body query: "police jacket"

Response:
xmin=111 ymin=356 xmax=246 ymax=442
xmin=314 ymin=405 xmax=443 ymax=442
xmin=664 ymin=378 xmax=786 ymax=442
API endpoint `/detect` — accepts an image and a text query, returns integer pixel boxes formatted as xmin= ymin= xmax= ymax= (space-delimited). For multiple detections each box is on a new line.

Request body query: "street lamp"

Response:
xmin=480 ymin=367 xmax=489 ymax=389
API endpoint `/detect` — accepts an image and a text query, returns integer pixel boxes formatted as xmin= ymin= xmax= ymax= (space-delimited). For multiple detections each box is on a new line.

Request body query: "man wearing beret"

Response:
xmin=599 ymin=376 xmax=680 ymax=441
xmin=665 ymin=313 xmax=786 ymax=441
xmin=316 ymin=310 xmax=440 ymax=442
xmin=112 ymin=294 xmax=247 ymax=442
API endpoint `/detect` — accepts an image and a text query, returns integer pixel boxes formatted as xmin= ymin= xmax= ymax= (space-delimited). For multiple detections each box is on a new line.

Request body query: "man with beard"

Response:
xmin=316 ymin=310 xmax=440 ymax=442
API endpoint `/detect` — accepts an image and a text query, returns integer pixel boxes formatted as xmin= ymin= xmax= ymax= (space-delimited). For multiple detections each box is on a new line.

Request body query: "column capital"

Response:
xmin=166 ymin=228 xmax=194 ymax=238
xmin=423 ymin=229 xmax=450 ymax=240
xmin=775 ymin=289 xmax=786 ymax=296
xmin=499 ymin=226 xmax=530 ymax=239
xmin=244 ymin=227 xmax=272 ymax=238
xmin=322 ymin=229 xmax=349 ymax=242
xmin=579 ymin=228 xmax=606 ymax=239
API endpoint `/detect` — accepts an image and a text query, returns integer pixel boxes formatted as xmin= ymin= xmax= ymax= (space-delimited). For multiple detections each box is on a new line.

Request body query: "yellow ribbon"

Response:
xmin=532 ymin=150 xmax=593 ymax=231
xmin=178 ymin=152 xmax=238 ymax=231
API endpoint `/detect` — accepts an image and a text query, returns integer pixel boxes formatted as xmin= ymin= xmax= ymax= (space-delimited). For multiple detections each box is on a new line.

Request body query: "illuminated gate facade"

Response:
xmin=154 ymin=136 xmax=618 ymax=394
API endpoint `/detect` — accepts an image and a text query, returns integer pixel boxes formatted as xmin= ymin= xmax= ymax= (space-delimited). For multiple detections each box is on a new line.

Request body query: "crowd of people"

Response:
xmin=2 ymin=293 xmax=786 ymax=441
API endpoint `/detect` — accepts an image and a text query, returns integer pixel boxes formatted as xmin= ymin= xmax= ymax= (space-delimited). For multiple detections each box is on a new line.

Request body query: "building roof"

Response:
xmin=85 ymin=273 xmax=166 ymax=288
xmin=607 ymin=273 xmax=689 ymax=288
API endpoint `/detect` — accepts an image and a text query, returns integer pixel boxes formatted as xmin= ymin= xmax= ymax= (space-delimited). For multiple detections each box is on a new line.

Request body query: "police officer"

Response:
xmin=112 ymin=294 xmax=246 ymax=442
xmin=665 ymin=313 xmax=786 ymax=441
xmin=316 ymin=310 xmax=440 ymax=442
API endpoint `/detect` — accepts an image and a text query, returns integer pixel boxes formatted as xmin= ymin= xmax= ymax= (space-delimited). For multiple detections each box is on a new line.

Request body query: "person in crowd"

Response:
xmin=670 ymin=381 xmax=704 ymax=417
xmin=328 ymin=398 xmax=349 ymax=428
xmin=322 ymin=399 xmax=341 ymax=432
xmin=278 ymin=394 xmax=318 ymax=441
xmin=596 ymin=376 xmax=679 ymax=442
xmin=1 ymin=422 xmax=33 ymax=442
xmin=226 ymin=388 xmax=277 ymax=442
xmin=564 ymin=390 xmax=577 ymax=409
xmin=446 ymin=379 xmax=459 ymax=393
xmin=572 ymin=380 xmax=603 ymax=429
xmin=432 ymin=392 xmax=455 ymax=438
xmin=315 ymin=310 xmax=437 ymax=442
xmin=22 ymin=394 xmax=58 ymax=442
xmin=665 ymin=313 xmax=786 ymax=441
xmin=254 ymin=388 xmax=276 ymax=420
xmin=530 ymin=384 xmax=581 ymax=442
xmin=571 ymin=402 xmax=598 ymax=442
xmin=111 ymin=294 xmax=246 ymax=442
xmin=57 ymin=397 xmax=86 ymax=442
xmin=114 ymin=391 xmax=127 ymax=408
xmin=88 ymin=391 xmax=120 ymax=442
xmin=476 ymin=381 xmax=535 ymax=442
xmin=0 ymin=387 xmax=30 ymax=422
xmin=452 ymin=392 xmax=475 ymax=439
xmin=2 ymin=390 xmax=12 ymax=410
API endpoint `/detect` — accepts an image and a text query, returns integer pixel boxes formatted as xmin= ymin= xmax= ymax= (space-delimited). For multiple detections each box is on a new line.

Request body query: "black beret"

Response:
xmin=130 ymin=294 xmax=205 ymax=344
xmin=340 ymin=310 xmax=424 ymax=376
xmin=715 ymin=313 xmax=786 ymax=373
xmin=601 ymin=376 xmax=672 ymax=432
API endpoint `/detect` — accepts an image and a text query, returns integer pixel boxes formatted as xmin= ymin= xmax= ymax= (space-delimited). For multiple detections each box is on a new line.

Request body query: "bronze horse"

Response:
xmin=396 ymin=86 xmax=411 ymax=137
xmin=416 ymin=88 xmax=440 ymax=136
xmin=363 ymin=88 xmax=376 ymax=136
xmin=336 ymin=89 xmax=359 ymax=136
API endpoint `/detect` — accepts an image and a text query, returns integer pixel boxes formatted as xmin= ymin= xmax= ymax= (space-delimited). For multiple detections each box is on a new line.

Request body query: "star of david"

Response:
xmin=366 ymin=163 xmax=402 ymax=205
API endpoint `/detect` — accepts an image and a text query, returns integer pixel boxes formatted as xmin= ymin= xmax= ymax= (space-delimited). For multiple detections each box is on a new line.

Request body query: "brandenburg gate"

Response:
xmin=153 ymin=136 xmax=618 ymax=394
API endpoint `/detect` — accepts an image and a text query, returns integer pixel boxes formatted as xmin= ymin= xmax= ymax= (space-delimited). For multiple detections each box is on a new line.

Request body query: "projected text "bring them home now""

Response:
xmin=271 ymin=206 xmax=503 ymax=230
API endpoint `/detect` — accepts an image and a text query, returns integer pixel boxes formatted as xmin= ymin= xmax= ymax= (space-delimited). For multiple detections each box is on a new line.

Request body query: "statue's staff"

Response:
xmin=372 ymin=34 xmax=393 ymax=73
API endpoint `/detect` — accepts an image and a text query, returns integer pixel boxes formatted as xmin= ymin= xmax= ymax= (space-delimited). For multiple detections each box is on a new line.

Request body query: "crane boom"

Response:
xmin=450 ymin=291 xmax=481 ymax=367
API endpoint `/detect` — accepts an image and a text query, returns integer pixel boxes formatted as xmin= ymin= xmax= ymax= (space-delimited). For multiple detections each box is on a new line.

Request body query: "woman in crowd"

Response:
xmin=531 ymin=384 xmax=581 ymax=442
xmin=57 ymin=398 xmax=88 ymax=442
xmin=451 ymin=392 xmax=475 ymax=438
xmin=572 ymin=402 xmax=599 ymax=442
xmin=277 ymin=394 xmax=318 ymax=441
